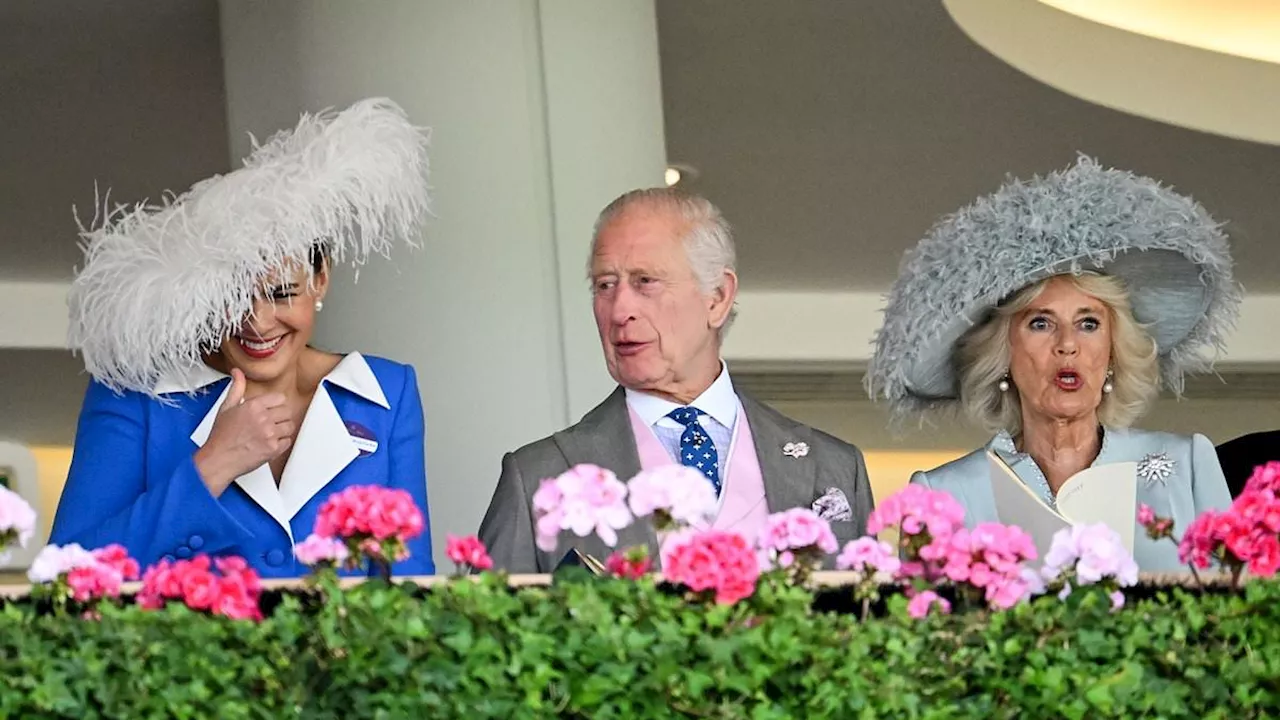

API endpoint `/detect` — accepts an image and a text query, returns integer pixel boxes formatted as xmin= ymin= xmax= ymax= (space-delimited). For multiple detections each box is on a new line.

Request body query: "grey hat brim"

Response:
xmin=867 ymin=156 xmax=1240 ymax=415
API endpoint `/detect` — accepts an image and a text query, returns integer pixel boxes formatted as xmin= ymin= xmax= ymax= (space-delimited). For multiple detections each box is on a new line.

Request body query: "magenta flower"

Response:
xmin=907 ymin=589 xmax=950 ymax=619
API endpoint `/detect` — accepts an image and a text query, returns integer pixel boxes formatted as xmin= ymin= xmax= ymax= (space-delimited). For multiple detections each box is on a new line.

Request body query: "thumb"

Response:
xmin=222 ymin=368 xmax=247 ymax=411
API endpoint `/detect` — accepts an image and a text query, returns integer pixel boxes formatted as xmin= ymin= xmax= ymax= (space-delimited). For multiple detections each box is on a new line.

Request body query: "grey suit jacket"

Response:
xmin=478 ymin=387 xmax=874 ymax=573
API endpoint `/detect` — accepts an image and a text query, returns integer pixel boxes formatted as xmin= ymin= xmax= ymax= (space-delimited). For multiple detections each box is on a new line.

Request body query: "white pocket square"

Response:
xmin=811 ymin=487 xmax=852 ymax=522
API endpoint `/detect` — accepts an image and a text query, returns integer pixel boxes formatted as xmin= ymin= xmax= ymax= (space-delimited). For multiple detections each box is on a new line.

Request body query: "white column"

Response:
xmin=218 ymin=0 xmax=666 ymax=570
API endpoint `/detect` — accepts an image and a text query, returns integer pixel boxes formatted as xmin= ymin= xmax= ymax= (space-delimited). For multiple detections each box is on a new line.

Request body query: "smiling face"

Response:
xmin=1007 ymin=275 xmax=1113 ymax=424
xmin=589 ymin=204 xmax=735 ymax=402
xmin=217 ymin=260 xmax=328 ymax=384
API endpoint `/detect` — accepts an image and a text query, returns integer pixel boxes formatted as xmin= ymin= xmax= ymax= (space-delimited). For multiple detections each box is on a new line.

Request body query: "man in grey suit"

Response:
xmin=478 ymin=188 xmax=874 ymax=573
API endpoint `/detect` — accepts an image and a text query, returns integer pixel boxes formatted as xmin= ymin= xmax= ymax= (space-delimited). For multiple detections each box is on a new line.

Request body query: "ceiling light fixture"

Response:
xmin=664 ymin=163 xmax=700 ymax=187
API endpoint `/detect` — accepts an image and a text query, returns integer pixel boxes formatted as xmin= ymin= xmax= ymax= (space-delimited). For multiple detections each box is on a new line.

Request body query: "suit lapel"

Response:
xmin=552 ymin=387 xmax=655 ymax=554
xmin=278 ymin=384 xmax=359 ymax=523
xmin=190 ymin=383 xmax=295 ymax=542
xmin=741 ymin=394 xmax=815 ymax=514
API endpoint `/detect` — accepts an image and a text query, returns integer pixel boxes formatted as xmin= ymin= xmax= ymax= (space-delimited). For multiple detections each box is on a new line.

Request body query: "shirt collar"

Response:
xmin=152 ymin=351 xmax=390 ymax=409
xmin=987 ymin=426 xmax=1117 ymax=467
xmin=624 ymin=361 xmax=739 ymax=428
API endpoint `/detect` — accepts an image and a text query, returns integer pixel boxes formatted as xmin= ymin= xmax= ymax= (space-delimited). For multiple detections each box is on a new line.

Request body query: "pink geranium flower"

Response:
xmin=294 ymin=534 xmax=351 ymax=567
xmin=627 ymin=465 xmax=718 ymax=530
xmin=1040 ymin=524 xmax=1137 ymax=612
xmin=0 ymin=486 xmax=37 ymax=563
xmin=313 ymin=485 xmax=426 ymax=571
xmin=867 ymin=484 xmax=966 ymax=543
xmin=138 ymin=554 xmax=262 ymax=621
xmin=836 ymin=537 xmax=901 ymax=584
xmin=1176 ymin=464 xmax=1280 ymax=581
xmin=29 ymin=543 xmax=140 ymax=605
xmin=605 ymin=546 xmax=653 ymax=580
xmin=907 ymin=589 xmax=950 ymax=619
xmin=532 ymin=465 xmax=633 ymax=553
xmin=757 ymin=508 xmax=839 ymax=572
xmin=662 ymin=529 xmax=760 ymax=605
xmin=445 ymin=534 xmax=493 ymax=573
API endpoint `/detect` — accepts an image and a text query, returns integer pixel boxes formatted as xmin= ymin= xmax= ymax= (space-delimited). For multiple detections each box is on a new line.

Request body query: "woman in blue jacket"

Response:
xmin=51 ymin=98 xmax=435 ymax=578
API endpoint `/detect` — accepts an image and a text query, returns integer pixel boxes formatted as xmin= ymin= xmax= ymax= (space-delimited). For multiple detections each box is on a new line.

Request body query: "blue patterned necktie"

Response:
xmin=667 ymin=406 xmax=721 ymax=496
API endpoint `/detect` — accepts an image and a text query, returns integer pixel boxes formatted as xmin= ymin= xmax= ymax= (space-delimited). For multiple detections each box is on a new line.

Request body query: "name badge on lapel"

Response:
xmin=345 ymin=421 xmax=379 ymax=458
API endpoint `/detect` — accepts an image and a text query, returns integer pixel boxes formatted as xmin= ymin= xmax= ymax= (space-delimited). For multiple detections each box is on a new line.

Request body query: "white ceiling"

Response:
xmin=656 ymin=0 xmax=1280 ymax=291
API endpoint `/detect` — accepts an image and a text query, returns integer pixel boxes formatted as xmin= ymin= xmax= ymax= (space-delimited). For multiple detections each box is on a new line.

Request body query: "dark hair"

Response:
xmin=309 ymin=241 xmax=331 ymax=274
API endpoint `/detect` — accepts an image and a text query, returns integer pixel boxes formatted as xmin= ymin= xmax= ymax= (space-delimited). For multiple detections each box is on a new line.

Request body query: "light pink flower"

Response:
xmin=835 ymin=537 xmax=901 ymax=584
xmin=27 ymin=543 xmax=97 ymax=584
xmin=626 ymin=465 xmax=718 ymax=527
xmin=532 ymin=465 xmax=633 ymax=553
xmin=1042 ymin=524 xmax=1139 ymax=589
xmin=294 ymin=534 xmax=351 ymax=566
xmin=757 ymin=508 xmax=839 ymax=570
xmin=0 ymin=486 xmax=37 ymax=560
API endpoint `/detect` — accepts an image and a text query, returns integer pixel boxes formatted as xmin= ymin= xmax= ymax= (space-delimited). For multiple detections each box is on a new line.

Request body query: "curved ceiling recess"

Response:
xmin=943 ymin=0 xmax=1280 ymax=146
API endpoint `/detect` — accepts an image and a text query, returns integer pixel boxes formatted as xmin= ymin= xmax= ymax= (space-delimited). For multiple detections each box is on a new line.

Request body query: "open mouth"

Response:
xmin=1054 ymin=369 xmax=1082 ymax=391
xmin=236 ymin=334 xmax=287 ymax=359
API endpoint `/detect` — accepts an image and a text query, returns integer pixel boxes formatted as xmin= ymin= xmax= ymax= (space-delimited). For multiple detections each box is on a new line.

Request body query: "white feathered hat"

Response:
xmin=69 ymin=97 xmax=430 ymax=396
xmin=866 ymin=156 xmax=1240 ymax=417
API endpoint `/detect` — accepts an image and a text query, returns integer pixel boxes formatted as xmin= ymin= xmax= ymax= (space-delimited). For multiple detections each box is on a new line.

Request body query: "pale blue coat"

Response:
xmin=911 ymin=427 xmax=1232 ymax=572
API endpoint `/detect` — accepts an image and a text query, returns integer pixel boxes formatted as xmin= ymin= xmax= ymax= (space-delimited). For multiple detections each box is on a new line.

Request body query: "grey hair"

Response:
xmin=589 ymin=187 xmax=739 ymax=334
xmin=955 ymin=273 xmax=1161 ymax=436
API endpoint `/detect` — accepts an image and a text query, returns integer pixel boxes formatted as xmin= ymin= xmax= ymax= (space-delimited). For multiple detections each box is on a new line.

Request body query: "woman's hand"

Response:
xmin=193 ymin=369 xmax=294 ymax=496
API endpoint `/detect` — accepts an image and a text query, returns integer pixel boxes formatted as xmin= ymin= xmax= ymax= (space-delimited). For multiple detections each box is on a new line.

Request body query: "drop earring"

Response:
xmin=314 ymin=300 xmax=324 ymax=313
xmin=1102 ymin=368 xmax=1114 ymax=394
xmin=998 ymin=375 xmax=1010 ymax=392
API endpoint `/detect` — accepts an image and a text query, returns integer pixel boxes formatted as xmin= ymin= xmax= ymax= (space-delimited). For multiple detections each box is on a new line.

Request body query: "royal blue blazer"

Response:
xmin=51 ymin=353 xmax=435 ymax=578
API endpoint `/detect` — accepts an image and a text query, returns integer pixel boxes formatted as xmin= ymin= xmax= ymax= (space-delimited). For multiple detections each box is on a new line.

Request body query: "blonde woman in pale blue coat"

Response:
xmin=866 ymin=158 xmax=1239 ymax=572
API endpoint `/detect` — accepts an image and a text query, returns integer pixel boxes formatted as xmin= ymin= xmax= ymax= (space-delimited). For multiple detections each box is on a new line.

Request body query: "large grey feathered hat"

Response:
xmin=865 ymin=155 xmax=1240 ymax=416
xmin=68 ymin=97 xmax=430 ymax=396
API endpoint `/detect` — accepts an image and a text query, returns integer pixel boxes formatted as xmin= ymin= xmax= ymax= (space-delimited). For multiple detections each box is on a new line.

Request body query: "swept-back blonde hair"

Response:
xmin=955 ymin=273 xmax=1160 ymax=435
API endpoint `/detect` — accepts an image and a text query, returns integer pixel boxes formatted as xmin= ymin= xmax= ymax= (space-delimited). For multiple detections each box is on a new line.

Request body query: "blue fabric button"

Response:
xmin=266 ymin=549 xmax=286 ymax=567
xmin=189 ymin=535 xmax=204 ymax=550
xmin=175 ymin=546 xmax=192 ymax=559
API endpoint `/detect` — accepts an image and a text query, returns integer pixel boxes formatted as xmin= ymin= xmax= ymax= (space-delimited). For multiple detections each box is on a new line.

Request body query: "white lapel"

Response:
xmin=277 ymin=383 xmax=359 ymax=521
xmin=190 ymin=384 xmax=296 ymax=544
xmin=183 ymin=352 xmax=391 ymax=546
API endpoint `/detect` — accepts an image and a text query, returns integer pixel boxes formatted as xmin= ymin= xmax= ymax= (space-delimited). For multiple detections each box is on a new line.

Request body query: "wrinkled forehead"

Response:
xmin=590 ymin=207 xmax=692 ymax=272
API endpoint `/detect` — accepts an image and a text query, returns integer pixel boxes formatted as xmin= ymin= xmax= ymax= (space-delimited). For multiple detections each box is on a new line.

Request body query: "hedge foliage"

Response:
xmin=1 ymin=572 xmax=1278 ymax=718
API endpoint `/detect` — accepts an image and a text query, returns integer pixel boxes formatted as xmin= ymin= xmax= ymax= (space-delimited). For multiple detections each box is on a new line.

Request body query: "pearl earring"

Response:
xmin=314 ymin=300 xmax=324 ymax=313
xmin=998 ymin=376 xmax=1010 ymax=392
xmin=1103 ymin=368 xmax=1114 ymax=394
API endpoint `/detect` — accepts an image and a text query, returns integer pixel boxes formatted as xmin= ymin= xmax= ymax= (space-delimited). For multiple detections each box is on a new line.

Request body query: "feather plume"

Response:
xmin=68 ymin=98 xmax=431 ymax=396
